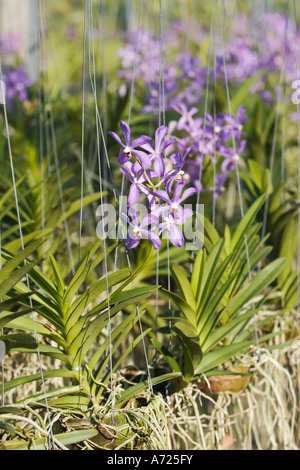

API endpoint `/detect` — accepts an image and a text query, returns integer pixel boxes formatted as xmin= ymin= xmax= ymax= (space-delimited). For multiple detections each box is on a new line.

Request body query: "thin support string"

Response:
xmin=128 ymin=0 xmax=144 ymax=126
xmin=38 ymin=0 xmax=75 ymax=276
xmin=212 ymin=0 xmax=217 ymax=227
xmin=89 ymin=0 xmax=153 ymax=400
xmin=195 ymin=2 xmax=213 ymax=207
xmin=261 ymin=0 xmax=289 ymax=242
xmin=158 ymin=0 xmax=171 ymax=347
xmin=114 ymin=0 xmax=144 ymax=273
xmin=99 ymin=0 xmax=108 ymax=209
xmin=0 ymin=61 xmax=55 ymax=449
xmin=36 ymin=0 xmax=46 ymax=271
xmin=159 ymin=0 xmax=166 ymax=127
xmin=87 ymin=3 xmax=153 ymax=395
xmin=88 ymin=0 xmax=115 ymax=418
xmin=217 ymin=0 xmax=260 ymax=353
xmin=190 ymin=1 xmax=213 ymax=274
xmin=78 ymin=0 xmax=87 ymax=267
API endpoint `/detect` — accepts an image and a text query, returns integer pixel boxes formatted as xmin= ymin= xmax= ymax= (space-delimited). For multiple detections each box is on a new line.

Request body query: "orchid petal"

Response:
xmin=108 ymin=131 xmax=124 ymax=147
xmin=128 ymin=184 xmax=141 ymax=206
xmin=153 ymin=154 xmax=165 ymax=177
xmin=178 ymin=186 xmax=197 ymax=203
xmin=155 ymin=125 xmax=168 ymax=152
xmin=119 ymin=121 xmax=131 ymax=146
xmin=153 ymin=189 xmax=172 ymax=205
xmin=131 ymin=135 xmax=153 ymax=148
xmin=169 ymin=224 xmax=184 ymax=247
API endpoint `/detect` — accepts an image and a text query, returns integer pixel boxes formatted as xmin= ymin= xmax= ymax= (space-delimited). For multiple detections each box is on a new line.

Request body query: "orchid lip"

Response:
xmin=132 ymin=227 xmax=142 ymax=238
xmin=183 ymin=173 xmax=191 ymax=183
xmin=170 ymin=203 xmax=179 ymax=215
xmin=123 ymin=146 xmax=132 ymax=157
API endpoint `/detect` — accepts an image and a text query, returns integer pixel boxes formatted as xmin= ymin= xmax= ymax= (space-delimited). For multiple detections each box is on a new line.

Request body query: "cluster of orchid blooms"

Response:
xmin=108 ymin=104 xmax=248 ymax=250
xmin=114 ymin=10 xmax=296 ymax=250
xmin=118 ymin=12 xmax=299 ymax=111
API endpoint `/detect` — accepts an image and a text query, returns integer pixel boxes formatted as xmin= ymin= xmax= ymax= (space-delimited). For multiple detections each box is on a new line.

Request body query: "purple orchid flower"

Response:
xmin=4 ymin=66 xmax=32 ymax=104
xmin=120 ymin=162 xmax=151 ymax=206
xmin=158 ymin=185 xmax=195 ymax=247
xmin=172 ymin=103 xmax=199 ymax=131
xmin=119 ymin=208 xmax=161 ymax=250
xmin=208 ymin=172 xmax=230 ymax=201
xmin=220 ymin=139 xmax=247 ymax=173
xmin=159 ymin=215 xmax=186 ymax=247
xmin=205 ymin=113 xmax=232 ymax=142
xmin=154 ymin=180 xmax=196 ymax=227
xmin=108 ymin=121 xmax=153 ymax=169
xmin=140 ymin=125 xmax=176 ymax=177
xmin=224 ymin=106 xmax=249 ymax=140
xmin=164 ymin=145 xmax=194 ymax=193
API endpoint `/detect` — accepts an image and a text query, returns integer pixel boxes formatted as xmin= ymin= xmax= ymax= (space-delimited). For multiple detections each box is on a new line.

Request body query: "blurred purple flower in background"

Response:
xmin=0 ymin=33 xmax=21 ymax=54
xmin=4 ymin=66 xmax=32 ymax=104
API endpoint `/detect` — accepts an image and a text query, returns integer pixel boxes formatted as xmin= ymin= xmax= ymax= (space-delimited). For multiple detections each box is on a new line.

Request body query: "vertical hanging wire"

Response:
xmin=212 ymin=0 xmax=217 ymax=227
xmin=217 ymin=0 xmax=261 ymax=353
xmin=190 ymin=2 xmax=213 ymax=275
xmin=36 ymin=0 xmax=46 ymax=272
xmin=99 ymin=0 xmax=108 ymax=207
xmin=128 ymin=0 xmax=144 ymax=126
xmin=158 ymin=0 xmax=172 ymax=350
xmin=93 ymin=0 xmax=153 ymax=393
xmin=78 ymin=0 xmax=87 ymax=268
xmin=0 ymin=59 xmax=55 ymax=449
xmin=114 ymin=0 xmax=143 ymax=272
xmin=261 ymin=0 xmax=289 ymax=243
xmin=87 ymin=0 xmax=115 ymax=419
xmin=195 ymin=3 xmax=213 ymax=208
xmin=38 ymin=0 xmax=76 ymax=276
xmin=87 ymin=0 xmax=153 ymax=406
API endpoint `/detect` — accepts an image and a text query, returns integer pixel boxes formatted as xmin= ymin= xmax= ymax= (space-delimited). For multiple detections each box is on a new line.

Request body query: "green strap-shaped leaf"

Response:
xmin=64 ymin=241 xmax=120 ymax=306
xmin=231 ymin=195 xmax=266 ymax=249
xmin=0 ymin=369 xmax=77 ymax=394
xmin=224 ymin=258 xmax=285 ymax=318
xmin=195 ymin=341 xmax=254 ymax=375
xmin=151 ymin=338 xmax=181 ymax=373
xmin=202 ymin=309 xmax=260 ymax=353
xmin=191 ymin=249 xmax=206 ymax=299
xmin=170 ymin=265 xmax=196 ymax=310
xmin=161 ymin=288 xmax=196 ymax=327
xmin=0 ymin=429 xmax=98 ymax=450
xmin=65 ymin=268 xmax=131 ymax=328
